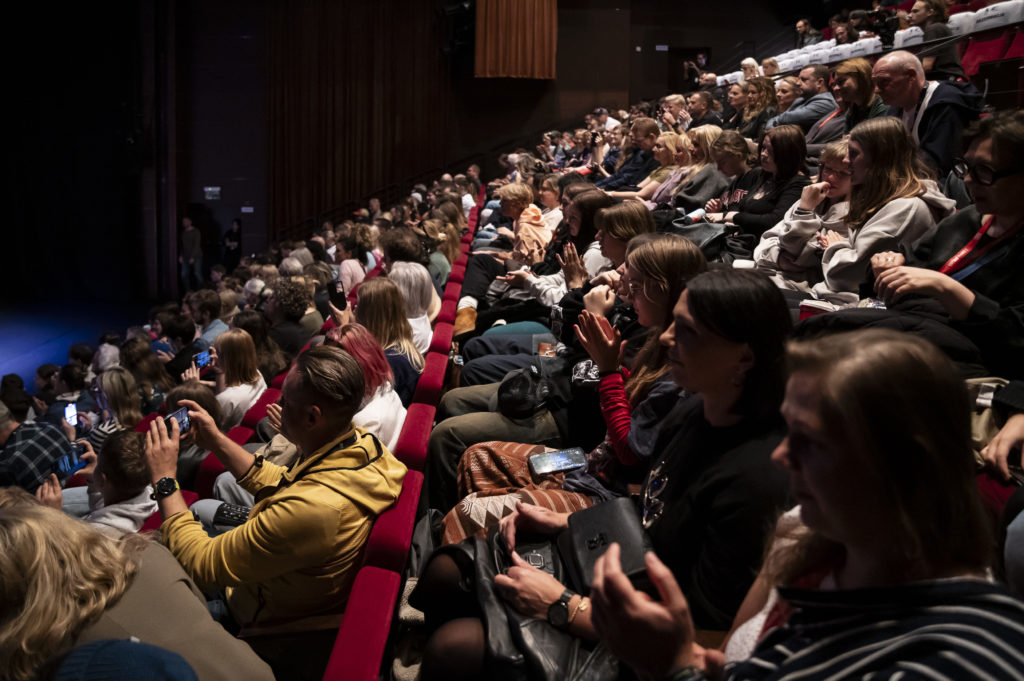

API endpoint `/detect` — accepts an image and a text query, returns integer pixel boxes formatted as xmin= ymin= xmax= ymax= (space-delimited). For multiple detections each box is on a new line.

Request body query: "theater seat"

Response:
xmin=893 ymin=26 xmax=925 ymax=49
xmin=448 ymin=264 xmax=466 ymax=284
xmin=948 ymin=10 xmax=977 ymax=36
xmin=321 ymin=566 xmax=401 ymax=681
xmin=140 ymin=490 xmax=199 ymax=532
xmin=429 ymin=322 xmax=454 ymax=355
xmin=361 ymin=470 xmax=423 ymax=573
xmin=962 ymin=33 xmax=1011 ymax=77
xmin=271 ymin=368 xmax=289 ymax=389
xmin=1005 ymin=30 xmax=1024 ymax=59
xmin=393 ymin=402 xmax=436 ymax=471
xmin=436 ymin=298 xmax=457 ymax=325
xmin=973 ymin=0 xmax=1024 ymax=32
xmin=411 ymin=352 xmax=447 ymax=409
xmin=240 ymin=388 xmax=281 ymax=429
xmin=442 ymin=281 xmax=462 ymax=302
xmin=193 ymin=425 xmax=254 ymax=498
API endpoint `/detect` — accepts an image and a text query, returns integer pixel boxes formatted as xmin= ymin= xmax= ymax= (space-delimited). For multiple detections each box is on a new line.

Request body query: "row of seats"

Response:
xmin=715 ymin=0 xmax=1024 ymax=84
xmin=321 ymin=187 xmax=484 ymax=681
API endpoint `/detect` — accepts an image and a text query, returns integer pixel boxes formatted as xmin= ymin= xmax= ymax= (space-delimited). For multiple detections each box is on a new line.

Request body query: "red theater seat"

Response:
xmin=436 ymin=298 xmax=457 ymax=325
xmin=361 ymin=470 xmax=423 ymax=573
xmin=443 ymin=281 xmax=462 ymax=302
xmin=321 ymin=566 xmax=401 ymax=681
xmin=429 ymin=322 xmax=454 ymax=355
xmin=134 ymin=412 xmax=162 ymax=433
xmin=140 ymin=490 xmax=199 ymax=532
xmin=392 ymin=402 xmax=435 ymax=471
xmin=411 ymin=352 xmax=447 ymax=409
xmin=962 ymin=33 xmax=1011 ymax=77
xmin=240 ymin=388 xmax=281 ymax=429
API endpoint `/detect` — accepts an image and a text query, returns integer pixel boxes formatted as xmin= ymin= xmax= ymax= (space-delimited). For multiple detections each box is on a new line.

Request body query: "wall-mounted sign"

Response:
xmin=204 ymin=186 xmax=221 ymax=200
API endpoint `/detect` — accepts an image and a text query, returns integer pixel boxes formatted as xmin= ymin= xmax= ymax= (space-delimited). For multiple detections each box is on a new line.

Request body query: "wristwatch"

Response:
xmin=546 ymin=589 xmax=575 ymax=630
xmin=151 ymin=477 xmax=180 ymax=501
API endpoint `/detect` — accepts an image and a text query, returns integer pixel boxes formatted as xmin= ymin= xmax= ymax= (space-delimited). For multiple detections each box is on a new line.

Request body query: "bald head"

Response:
xmin=872 ymin=51 xmax=925 ymax=110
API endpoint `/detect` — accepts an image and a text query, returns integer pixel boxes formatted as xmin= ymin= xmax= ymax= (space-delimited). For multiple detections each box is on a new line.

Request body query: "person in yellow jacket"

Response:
xmin=145 ymin=345 xmax=407 ymax=680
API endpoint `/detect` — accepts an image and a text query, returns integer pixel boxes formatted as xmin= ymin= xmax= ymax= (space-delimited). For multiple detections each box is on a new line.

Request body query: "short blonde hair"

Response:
xmin=0 ymin=488 xmax=148 ymax=681
xmin=496 ymin=182 xmax=534 ymax=211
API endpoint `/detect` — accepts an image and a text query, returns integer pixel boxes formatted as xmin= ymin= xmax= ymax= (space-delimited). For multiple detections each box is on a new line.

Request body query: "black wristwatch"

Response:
xmin=546 ymin=589 xmax=575 ymax=630
xmin=151 ymin=477 xmax=180 ymax=500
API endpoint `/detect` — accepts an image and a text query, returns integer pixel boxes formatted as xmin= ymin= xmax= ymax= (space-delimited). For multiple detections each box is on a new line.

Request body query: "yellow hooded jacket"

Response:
xmin=162 ymin=427 xmax=406 ymax=635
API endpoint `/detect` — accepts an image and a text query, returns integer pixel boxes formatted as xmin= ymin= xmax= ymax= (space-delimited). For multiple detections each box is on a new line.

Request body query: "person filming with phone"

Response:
xmin=145 ymin=345 xmax=407 ymax=679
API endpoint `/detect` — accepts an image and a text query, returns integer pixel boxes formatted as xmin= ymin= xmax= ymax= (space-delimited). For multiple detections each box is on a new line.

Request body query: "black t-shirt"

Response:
xmin=269 ymin=320 xmax=312 ymax=361
xmin=642 ymin=395 xmax=791 ymax=629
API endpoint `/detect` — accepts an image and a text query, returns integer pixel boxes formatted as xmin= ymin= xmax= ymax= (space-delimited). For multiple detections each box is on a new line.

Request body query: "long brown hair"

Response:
xmin=355 ymin=278 xmax=424 ymax=371
xmin=214 ymin=328 xmax=262 ymax=387
xmin=97 ymin=367 xmax=143 ymax=429
xmin=624 ymin=235 xmax=707 ymax=405
xmin=845 ymin=117 xmax=931 ymax=229
xmin=772 ymin=330 xmax=992 ymax=586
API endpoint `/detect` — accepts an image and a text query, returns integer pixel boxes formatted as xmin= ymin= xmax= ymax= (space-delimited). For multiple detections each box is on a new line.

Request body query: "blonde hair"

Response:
xmin=214 ymin=328 xmax=262 ymax=387
xmin=0 ymin=488 xmax=148 ymax=681
xmin=679 ymin=125 xmax=722 ymax=186
xmin=496 ymin=182 xmax=534 ymax=212
xmin=97 ymin=367 xmax=143 ymax=429
xmin=421 ymin=218 xmax=460 ymax=265
xmin=355 ymin=278 xmax=424 ymax=371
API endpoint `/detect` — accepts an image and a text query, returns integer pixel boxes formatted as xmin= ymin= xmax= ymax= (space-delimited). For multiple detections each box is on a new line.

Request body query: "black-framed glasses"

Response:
xmin=952 ymin=158 xmax=1024 ymax=187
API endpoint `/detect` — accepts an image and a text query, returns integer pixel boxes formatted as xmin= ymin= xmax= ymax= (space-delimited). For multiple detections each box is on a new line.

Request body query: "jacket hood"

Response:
xmin=917 ymin=179 xmax=957 ymax=222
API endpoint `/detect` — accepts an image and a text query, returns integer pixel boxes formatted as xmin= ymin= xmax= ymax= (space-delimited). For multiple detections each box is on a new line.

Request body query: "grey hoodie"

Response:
xmin=84 ymin=485 xmax=158 ymax=538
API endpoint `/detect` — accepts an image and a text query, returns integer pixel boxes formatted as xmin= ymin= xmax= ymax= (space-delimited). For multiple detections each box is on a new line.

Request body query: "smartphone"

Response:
xmin=64 ymin=402 xmax=78 ymax=427
xmin=590 ymin=131 xmax=598 ymax=145
xmin=165 ymin=406 xmax=191 ymax=435
xmin=528 ymin=448 xmax=586 ymax=476
xmin=193 ymin=350 xmax=210 ymax=369
xmin=328 ymin=280 xmax=349 ymax=310
xmin=53 ymin=442 xmax=88 ymax=485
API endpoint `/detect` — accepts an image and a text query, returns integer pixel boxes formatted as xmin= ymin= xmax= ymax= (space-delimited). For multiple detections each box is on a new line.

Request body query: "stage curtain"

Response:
xmin=475 ymin=0 xmax=557 ymax=79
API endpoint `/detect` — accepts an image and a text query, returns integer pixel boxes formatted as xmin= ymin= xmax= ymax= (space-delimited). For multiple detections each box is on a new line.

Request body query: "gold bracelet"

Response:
xmin=568 ymin=595 xmax=589 ymax=624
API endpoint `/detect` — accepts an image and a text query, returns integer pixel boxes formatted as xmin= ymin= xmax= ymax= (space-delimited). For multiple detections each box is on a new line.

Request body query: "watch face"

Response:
xmin=547 ymin=601 xmax=569 ymax=628
xmin=155 ymin=477 xmax=178 ymax=498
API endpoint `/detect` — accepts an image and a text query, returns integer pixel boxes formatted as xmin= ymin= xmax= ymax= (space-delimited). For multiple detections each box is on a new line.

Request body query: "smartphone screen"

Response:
xmin=165 ymin=406 xmax=191 ymax=435
xmin=528 ymin=448 xmax=586 ymax=476
xmin=64 ymin=402 xmax=77 ymax=427
xmin=194 ymin=350 xmax=210 ymax=368
xmin=53 ymin=443 xmax=88 ymax=485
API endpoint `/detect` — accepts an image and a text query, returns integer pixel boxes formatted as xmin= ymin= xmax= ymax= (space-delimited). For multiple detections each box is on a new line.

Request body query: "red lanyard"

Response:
xmin=815 ymin=108 xmax=841 ymax=132
xmin=938 ymin=216 xmax=1021 ymax=275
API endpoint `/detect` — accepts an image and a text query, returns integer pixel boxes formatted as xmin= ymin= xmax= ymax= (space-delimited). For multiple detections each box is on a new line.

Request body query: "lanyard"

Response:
xmin=815 ymin=108 xmax=841 ymax=132
xmin=937 ymin=215 xmax=1021 ymax=277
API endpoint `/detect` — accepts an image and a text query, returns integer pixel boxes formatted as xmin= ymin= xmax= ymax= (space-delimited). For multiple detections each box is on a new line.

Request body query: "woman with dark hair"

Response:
xmin=706 ymin=125 xmax=812 ymax=237
xmin=231 ymin=309 xmax=287 ymax=385
xmin=413 ymin=269 xmax=793 ymax=681
xmin=336 ymin=233 xmax=369 ymax=295
xmin=591 ymin=329 xmax=1022 ymax=681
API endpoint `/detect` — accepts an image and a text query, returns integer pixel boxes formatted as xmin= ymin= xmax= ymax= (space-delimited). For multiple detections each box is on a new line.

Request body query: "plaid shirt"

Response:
xmin=0 ymin=421 xmax=71 ymax=492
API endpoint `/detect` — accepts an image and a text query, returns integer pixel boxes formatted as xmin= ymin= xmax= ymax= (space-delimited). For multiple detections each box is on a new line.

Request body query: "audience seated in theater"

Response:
xmin=87 ymin=367 xmax=143 ymax=453
xmin=336 ymin=231 xmax=369 ymax=295
xmin=606 ymin=132 xmax=683 ymax=201
xmin=0 ymin=400 xmax=80 ymax=494
xmin=761 ymin=58 xmax=780 ymax=78
xmin=593 ymin=106 xmax=621 ymax=132
xmin=264 ymin=277 xmax=314 ymax=361
xmin=36 ymin=429 xmax=156 ymax=537
xmin=705 ymin=126 xmax=812 ymax=238
xmin=795 ymin=17 xmax=823 ymax=47
xmin=722 ymin=82 xmax=748 ymax=132
xmin=145 ymin=346 xmax=406 ymax=678
xmin=411 ymin=269 xmax=794 ymax=681
xmin=457 ymin=204 xmax=654 ymax=388
xmin=533 ymin=174 xmax=564 ymax=233
xmin=436 ymin=235 xmax=706 ymax=544
xmin=649 ymin=125 xmax=730 ymax=215
xmin=324 ymin=323 xmax=407 ymax=451
xmin=302 ymin=261 xmax=333 ymax=322
xmin=0 ymin=488 xmax=275 ymax=681
xmin=595 ymin=117 xmax=662 ymax=192
xmin=773 ymin=76 xmax=801 ymax=115
xmin=907 ymin=0 xmax=964 ymax=81
xmin=658 ymin=94 xmax=692 ymax=134
xmin=419 ymin=217 xmax=459 ymax=291
xmin=388 ymin=261 xmax=436 ymax=355
xmin=686 ymin=91 xmax=723 ymax=129
xmin=833 ymin=21 xmax=859 ymax=44
xmin=120 ymin=337 xmax=174 ymax=415
xmin=189 ymin=288 xmax=229 ymax=352
xmin=589 ymin=125 xmax=626 ymax=179
xmin=872 ymin=110 xmax=1024 ymax=379
xmin=592 ymin=330 xmax=1024 ymax=681
xmin=833 ymin=58 xmax=888 ymax=134
xmin=355 ymin=278 xmax=424 ymax=407
xmin=805 ymin=77 xmax=847 ymax=164
xmin=766 ymin=65 xmax=838 ymax=134
xmin=231 ymin=309 xmax=288 ymax=386
xmin=780 ymin=117 xmax=953 ymax=305
xmin=183 ymin=328 xmax=267 ymax=430
xmin=872 ymin=50 xmax=981 ymax=176
xmin=755 ymin=140 xmax=852 ymax=290
xmin=40 ymin=363 xmax=88 ymax=431
xmin=740 ymin=57 xmax=761 ymax=80
xmin=164 ymin=380 xmax=222 ymax=489
xmin=737 ymin=77 xmax=778 ymax=142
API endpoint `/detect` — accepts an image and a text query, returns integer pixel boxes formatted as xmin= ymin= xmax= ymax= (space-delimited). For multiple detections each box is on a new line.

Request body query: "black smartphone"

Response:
xmin=164 ymin=406 xmax=191 ymax=435
xmin=590 ymin=131 xmax=598 ymax=145
xmin=53 ymin=442 xmax=88 ymax=486
xmin=528 ymin=448 xmax=586 ymax=476
xmin=64 ymin=402 xmax=78 ymax=427
xmin=194 ymin=350 xmax=211 ymax=369
xmin=328 ymin=280 xmax=349 ymax=310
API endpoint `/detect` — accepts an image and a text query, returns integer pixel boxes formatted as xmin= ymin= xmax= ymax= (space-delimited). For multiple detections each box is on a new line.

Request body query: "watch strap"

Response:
xmin=150 ymin=477 xmax=180 ymax=500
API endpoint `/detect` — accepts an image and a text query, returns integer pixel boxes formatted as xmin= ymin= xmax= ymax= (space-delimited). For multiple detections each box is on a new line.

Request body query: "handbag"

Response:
xmin=558 ymin=496 xmax=655 ymax=596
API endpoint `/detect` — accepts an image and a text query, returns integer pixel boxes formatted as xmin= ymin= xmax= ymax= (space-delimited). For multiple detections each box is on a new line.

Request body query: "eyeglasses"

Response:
xmin=641 ymin=461 xmax=667 ymax=529
xmin=627 ymin=280 xmax=646 ymax=298
xmin=820 ymin=165 xmax=852 ymax=178
xmin=952 ymin=158 xmax=1024 ymax=187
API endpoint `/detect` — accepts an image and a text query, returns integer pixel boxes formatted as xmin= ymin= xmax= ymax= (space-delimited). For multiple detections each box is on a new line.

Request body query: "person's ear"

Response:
xmin=305 ymin=404 xmax=322 ymax=429
xmin=737 ymin=344 xmax=756 ymax=374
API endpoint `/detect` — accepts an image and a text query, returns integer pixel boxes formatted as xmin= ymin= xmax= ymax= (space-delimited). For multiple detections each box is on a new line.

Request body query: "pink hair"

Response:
xmin=326 ymin=323 xmax=394 ymax=398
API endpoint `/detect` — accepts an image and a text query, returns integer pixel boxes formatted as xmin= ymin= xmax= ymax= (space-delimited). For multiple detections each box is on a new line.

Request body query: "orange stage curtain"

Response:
xmin=475 ymin=0 xmax=557 ymax=79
